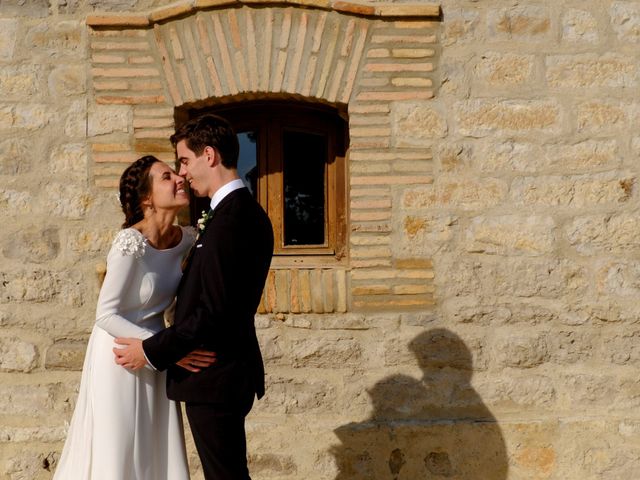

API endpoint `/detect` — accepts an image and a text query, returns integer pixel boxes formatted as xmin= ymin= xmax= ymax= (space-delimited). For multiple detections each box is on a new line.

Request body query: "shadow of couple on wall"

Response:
xmin=332 ymin=328 xmax=508 ymax=479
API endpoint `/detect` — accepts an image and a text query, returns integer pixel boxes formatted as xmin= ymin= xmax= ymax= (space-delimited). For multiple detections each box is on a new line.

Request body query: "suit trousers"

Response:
xmin=185 ymin=397 xmax=254 ymax=480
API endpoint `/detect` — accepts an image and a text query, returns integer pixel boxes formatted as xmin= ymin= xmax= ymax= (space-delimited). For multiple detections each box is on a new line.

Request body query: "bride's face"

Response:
xmin=146 ymin=162 xmax=189 ymax=210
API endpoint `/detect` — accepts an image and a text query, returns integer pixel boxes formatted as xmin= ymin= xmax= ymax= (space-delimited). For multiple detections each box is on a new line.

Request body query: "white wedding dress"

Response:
xmin=54 ymin=226 xmax=196 ymax=480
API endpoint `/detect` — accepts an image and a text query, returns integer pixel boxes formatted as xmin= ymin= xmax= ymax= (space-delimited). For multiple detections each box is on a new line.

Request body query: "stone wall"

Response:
xmin=1 ymin=0 xmax=640 ymax=479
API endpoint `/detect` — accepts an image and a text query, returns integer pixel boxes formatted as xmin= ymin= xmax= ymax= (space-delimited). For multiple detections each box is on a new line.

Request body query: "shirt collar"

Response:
xmin=210 ymin=178 xmax=245 ymax=212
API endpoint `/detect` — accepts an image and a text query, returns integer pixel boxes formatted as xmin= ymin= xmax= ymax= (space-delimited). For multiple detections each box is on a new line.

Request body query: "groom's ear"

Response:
xmin=203 ymin=146 xmax=218 ymax=167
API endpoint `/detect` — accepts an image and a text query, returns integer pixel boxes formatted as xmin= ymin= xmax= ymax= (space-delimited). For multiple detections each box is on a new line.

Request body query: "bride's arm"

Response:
xmin=95 ymin=232 xmax=155 ymax=340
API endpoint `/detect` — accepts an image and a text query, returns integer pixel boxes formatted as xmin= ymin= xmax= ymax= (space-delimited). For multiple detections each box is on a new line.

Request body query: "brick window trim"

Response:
xmin=87 ymin=2 xmax=440 ymax=312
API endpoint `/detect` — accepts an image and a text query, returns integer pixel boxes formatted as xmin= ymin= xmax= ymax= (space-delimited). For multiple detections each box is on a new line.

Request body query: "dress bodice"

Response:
xmin=95 ymin=226 xmax=196 ymax=338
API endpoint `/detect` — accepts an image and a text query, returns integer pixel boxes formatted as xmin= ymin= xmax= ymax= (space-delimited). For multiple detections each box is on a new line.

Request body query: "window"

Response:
xmin=177 ymin=100 xmax=348 ymax=266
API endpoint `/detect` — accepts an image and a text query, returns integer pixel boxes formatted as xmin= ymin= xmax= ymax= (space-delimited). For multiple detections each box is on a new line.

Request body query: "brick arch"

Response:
xmin=152 ymin=7 xmax=369 ymax=107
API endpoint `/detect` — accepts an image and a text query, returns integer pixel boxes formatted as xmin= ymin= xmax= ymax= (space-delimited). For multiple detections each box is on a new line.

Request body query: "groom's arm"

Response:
xmin=114 ymin=338 xmax=217 ymax=371
xmin=141 ymin=218 xmax=237 ymax=371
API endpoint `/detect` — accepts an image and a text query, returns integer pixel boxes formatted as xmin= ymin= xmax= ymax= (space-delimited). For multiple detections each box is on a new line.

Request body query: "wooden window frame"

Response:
xmin=176 ymin=100 xmax=349 ymax=268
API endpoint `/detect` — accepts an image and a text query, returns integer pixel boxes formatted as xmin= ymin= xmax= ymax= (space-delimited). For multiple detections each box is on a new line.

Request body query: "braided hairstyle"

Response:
xmin=118 ymin=155 xmax=160 ymax=228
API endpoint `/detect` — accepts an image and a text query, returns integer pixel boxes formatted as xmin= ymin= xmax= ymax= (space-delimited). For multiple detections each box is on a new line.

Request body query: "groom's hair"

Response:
xmin=170 ymin=114 xmax=239 ymax=169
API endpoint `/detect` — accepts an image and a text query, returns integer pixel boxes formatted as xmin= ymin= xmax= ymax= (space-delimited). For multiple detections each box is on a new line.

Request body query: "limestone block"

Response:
xmin=0 ymin=138 xmax=30 ymax=175
xmin=572 ymin=300 xmax=640 ymax=325
xmin=25 ymin=21 xmax=83 ymax=58
xmin=544 ymin=140 xmax=620 ymax=172
xmin=14 ymin=104 xmax=53 ymax=130
xmin=439 ymin=57 xmax=470 ymax=97
xmin=474 ymin=141 xmax=540 ymax=173
xmin=562 ymin=9 xmax=599 ymax=43
xmin=548 ymin=331 xmax=593 ymax=365
xmin=393 ymin=213 xmax=457 ymax=257
xmin=45 ymin=183 xmax=92 ymax=219
xmin=0 ymin=105 xmax=13 ymax=128
xmin=598 ymin=261 xmax=640 ymax=297
xmin=64 ymin=99 xmax=87 ymax=138
xmin=561 ymin=374 xmax=618 ymax=409
xmin=2 ymin=226 xmax=60 ymax=263
xmin=438 ymin=257 xmax=589 ymax=299
xmin=0 ymin=425 xmax=66 ymax=442
xmin=616 ymin=376 xmax=640 ymax=411
xmin=502 ymin=422 xmax=558 ymax=478
xmin=611 ymin=1 xmax=640 ymax=43
xmin=88 ymin=104 xmax=131 ymax=136
xmin=4 ymin=448 xmax=59 ymax=480
xmin=0 ymin=337 xmax=38 ymax=372
xmin=65 ymin=227 xmax=116 ymax=255
xmin=288 ymin=335 xmax=362 ymax=369
xmin=85 ymin=0 xmax=139 ymax=12
xmin=510 ymin=173 xmax=635 ymax=208
xmin=259 ymin=332 xmax=285 ymax=364
xmin=454 ymin=100 xmax=562 ymax=137
xmin=44 ymin=339 xmax=86 ymax=370
xmin=257 ymin=376 xmax=337 ymax=414
xmin=402 ymin=176 xmax=507 ymax=210
xmin=493 ymin=332 xmax=549 ymax=368
xmin=0 ymin=269 xmax=85 ymax=306
xmin=603 ymin=331 xmax=640 ymax=366
xmin=474 ymin=52 xmax=535 ymax=86
xmin=0 ymin=65 xmax=42 ymax=99
xmin=391 ymin=102 xmax=447 ymax=146
xmin=633 ymin=136 xmax=640 ymax=156
xmin=49 ymin=143 xmax=87 ymax=178
xmin=0 ymin=384 xmax=53 ymax=415
xmin=565 ymin=213 xmax=640 ymax=255
xmin=283 ymin=313 xmax=374 ymax=330
xmin=488 ymin=5 xmax=551 ymax=40
xmin=441 ymin=8 xmax=481 ymax=46
xmin=400 ymin=311 xmax=438 ymax=327
xmin=435 ymin=143 xmax=471 ymax=173
xmin=465 ymin=214 xmax=556 ymax=256
xmin=478 ymin=374 xmax=556 ymax=410
xmin=0 ymin=19 xmax=18 ymax=60
xmin=48 ymin=64 xmax=87 ymax=97
xmin=248 ymin=453 xmax=297 ymax=477
xmin=0 ymin=189 xmax=32 ymax=215
xmin=442 ymin=297 xmax=512 ymax=326
xmin=0 ymin=0 xmax=50 ymax=17
xmin=576 ymin=101 xmax=628 ymax=132
xmin=546 ymin=54 xmax=638 ymax=88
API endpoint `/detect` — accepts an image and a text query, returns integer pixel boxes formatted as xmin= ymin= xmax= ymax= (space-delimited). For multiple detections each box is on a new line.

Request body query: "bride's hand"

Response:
xmin=176 ymin=349 xmax=217 ymax=372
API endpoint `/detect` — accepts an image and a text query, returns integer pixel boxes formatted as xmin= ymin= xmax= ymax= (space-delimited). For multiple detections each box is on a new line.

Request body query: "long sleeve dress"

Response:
xmin=54 ymin=226 xmax=196 ymax=480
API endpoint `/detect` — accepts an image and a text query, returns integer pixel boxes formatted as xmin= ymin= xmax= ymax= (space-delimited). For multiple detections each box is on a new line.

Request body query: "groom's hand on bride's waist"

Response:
xmin=176 ymin=349 xmax=217 ymax=373
xmin=113 ymin=338 xmax=147 ymax=370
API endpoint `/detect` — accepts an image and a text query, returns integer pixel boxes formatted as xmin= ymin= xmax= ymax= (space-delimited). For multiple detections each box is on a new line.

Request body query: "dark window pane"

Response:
xmin=283 ymin=130 xmax=325 ymax=246
xmin=237 ymin=131 xmax=258 ymax=197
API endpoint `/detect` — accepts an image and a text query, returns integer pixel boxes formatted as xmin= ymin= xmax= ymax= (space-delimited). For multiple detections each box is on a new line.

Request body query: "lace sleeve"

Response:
xmin=94 ymin=230 xmax=154 ymax=340
xmin=112 ymin=228 xmax=146 ymax=258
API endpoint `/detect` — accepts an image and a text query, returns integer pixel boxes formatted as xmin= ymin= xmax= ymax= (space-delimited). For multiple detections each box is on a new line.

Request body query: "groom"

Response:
xmin=114 ymin=114 xmax=274 ymax=479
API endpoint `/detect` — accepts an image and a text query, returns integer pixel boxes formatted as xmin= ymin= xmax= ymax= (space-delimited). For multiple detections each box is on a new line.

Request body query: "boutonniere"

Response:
xmin=197 ymin=209 xmax=213 ymax=234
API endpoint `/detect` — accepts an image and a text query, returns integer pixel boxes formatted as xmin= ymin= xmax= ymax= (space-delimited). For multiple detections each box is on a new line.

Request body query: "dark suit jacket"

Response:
xmin=143 ymin=187 xmax=273 ymax=404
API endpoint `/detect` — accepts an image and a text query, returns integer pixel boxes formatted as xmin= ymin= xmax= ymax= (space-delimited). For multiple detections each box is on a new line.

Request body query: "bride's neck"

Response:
xmin=137 ymin=211 xmax=178 ymax=249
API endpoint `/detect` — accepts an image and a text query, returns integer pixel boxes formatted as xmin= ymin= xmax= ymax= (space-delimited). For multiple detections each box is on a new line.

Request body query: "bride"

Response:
xmin=54 ymin=156 xmax=214 ymax=479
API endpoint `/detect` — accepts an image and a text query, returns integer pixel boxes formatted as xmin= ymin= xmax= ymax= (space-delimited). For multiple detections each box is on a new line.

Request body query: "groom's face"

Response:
xmin=177 ymin=140 xmax=210 ymax=197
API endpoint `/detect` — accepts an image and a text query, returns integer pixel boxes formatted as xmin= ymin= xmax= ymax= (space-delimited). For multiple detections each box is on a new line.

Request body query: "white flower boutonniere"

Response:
xmin=197 ymin=209 xmax=213 ymax=234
